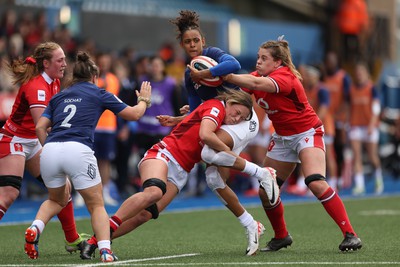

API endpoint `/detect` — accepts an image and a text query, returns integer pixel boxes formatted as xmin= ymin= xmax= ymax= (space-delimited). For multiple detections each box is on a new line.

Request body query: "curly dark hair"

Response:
xmin=170 ymin=10 xmax=203 ymax=41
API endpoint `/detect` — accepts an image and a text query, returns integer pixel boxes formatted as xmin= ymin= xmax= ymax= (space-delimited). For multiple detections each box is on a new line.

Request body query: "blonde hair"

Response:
xmin=215 ymin=89 xmax=253 ymax=119
xmin=260 ymin=39 xmax=302 ymax=81
xmin=7 ymin=42 xmax=61 ymax=85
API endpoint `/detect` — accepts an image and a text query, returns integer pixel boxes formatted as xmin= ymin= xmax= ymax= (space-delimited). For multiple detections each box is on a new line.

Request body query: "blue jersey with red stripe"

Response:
xmin=185 ymin=46 xmax=241 ymax=111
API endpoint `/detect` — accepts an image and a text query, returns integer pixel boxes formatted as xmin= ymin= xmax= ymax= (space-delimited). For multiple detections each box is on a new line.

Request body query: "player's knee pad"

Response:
xmin=35 ymin=175 xmax=45 ymax=185
xmin=304 ymin=174 xmax=326 ymax=186
xmin=201 ymin=146 xmax=236 ymax=167
xmin=205 ymin=166 xmax=226 ymax=191
xmin=142 ymin=178 xmax=167 ymax=195
xmin=145 ymin=203 xmax=159 ymax=219
xmin=0 ymin=175 xmax=22 ymax=190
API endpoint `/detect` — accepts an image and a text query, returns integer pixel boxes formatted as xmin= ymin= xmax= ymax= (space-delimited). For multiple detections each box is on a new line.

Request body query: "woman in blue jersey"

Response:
xmin=24 ymin=51 xmax=152 ymax=262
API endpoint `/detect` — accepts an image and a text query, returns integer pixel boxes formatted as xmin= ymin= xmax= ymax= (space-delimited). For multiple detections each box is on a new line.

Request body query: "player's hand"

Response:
xmin=179 ymin=105 xmax=190 ymax=115
xmin=136 ymin=81 xmax=152 ymax=99
xmin=157 ymin=115 xmax=179 ymax=126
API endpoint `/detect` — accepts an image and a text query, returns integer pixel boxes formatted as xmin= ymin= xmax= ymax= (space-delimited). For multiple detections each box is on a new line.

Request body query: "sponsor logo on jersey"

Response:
xmin=37 ymin=90 xmax=46 ymax=101
xmin=210 ymin=107 xmax=220 ymax=117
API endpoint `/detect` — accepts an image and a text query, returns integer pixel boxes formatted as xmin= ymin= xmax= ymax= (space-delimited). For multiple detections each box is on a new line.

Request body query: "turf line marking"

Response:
xmin=1 ymin=261 xmax=400 ymax=266
xmin=75 ymin=253 xmax=200 ymax=267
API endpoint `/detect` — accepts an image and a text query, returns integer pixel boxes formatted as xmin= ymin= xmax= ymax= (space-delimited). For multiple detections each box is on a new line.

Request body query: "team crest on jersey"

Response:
xmin=14 ymin=143 xmax=23 ymax=153
xmin=210 ymin=107 xmax=220 ymax=117
xmin=249 ymin=120 xmax=257 ymax=132
xmin=37 ymin=90 xmax=46 ymax=101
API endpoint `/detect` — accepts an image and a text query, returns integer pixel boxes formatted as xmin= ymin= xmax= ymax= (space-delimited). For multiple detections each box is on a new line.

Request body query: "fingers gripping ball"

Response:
xmin=190 ymin=56 xmax=223 ymax=87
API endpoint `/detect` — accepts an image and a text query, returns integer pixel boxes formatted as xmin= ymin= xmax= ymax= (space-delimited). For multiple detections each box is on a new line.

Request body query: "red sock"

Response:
xmin=88 ymin=235 xmax=98 ymax=246
xmin=57 ymin=198 xmax=79 ymax=243
xmin=0 ymin=205 xmax=7 ymax=220
xmin=263 ymin=198 xmax=288 ymax=239
xmin=319 ymin=187 xmax=356 ymax=237
xmin=110 ymin=215 xmax=122 ymax=232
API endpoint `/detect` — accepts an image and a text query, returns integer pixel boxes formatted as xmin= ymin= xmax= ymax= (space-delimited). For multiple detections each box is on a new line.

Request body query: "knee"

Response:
xmin=142 ymin=178 xmax=166 ymax=203
xmin=205 ymin=166 xmax=226 ymax=191
xmin=0 ymin=175 xmax=22 ymax=206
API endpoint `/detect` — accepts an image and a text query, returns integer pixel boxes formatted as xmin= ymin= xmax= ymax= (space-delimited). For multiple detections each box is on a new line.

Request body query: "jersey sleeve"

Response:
xmin=201 ymin=100 xmax=225 ymax=127
xmin=99 ymin=89 xmax=128 ymax=114
xmin=24 ymin=81 xmax=50 ymax=108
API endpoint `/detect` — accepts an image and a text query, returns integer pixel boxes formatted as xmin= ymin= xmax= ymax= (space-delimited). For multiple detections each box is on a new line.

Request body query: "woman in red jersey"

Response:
xmin=0 ymin=42 xmax=86 ymax=252
xmin=224 ymin=37 xmax=362 ymax=252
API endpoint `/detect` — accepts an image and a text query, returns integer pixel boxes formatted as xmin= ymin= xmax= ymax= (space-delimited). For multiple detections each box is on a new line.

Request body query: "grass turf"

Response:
xmin=0 ymin=195 xmax=399 ymax=266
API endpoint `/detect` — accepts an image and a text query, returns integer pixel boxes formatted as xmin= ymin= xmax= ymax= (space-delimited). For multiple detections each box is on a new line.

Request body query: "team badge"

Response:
xmin=249 ymin=120 xmax=257 ymax=132
xmin=87 ymin=164 xmax=96 ymax=179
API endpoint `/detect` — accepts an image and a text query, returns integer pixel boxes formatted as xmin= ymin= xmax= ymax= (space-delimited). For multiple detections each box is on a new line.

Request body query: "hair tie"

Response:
xmin=25 ymin=56 xmax=36 ymax=65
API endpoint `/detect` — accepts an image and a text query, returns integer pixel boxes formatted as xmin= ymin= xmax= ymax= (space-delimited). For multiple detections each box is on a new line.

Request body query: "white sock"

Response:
xmin=243 ymin=161 xmax=263 ymax=179
xmin=354 ymin=172 xmax=365 ymax=188
xmin=374 ymin=168 xmax=383 ymax=181
xmin=32 ymin=219 xmax=45 ymax=233
xmin=237 ymin=210 xmax=254 ymax=228
xmin=97 ymin=240 xmax=111 ymax=251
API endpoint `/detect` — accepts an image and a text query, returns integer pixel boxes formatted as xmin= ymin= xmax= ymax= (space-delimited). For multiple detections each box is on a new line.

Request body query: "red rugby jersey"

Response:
xmin=4 ymin=74 xmax=59 ymax=138
xmin=244 ymin=67 xmax=321 ymax=136
xmin=161 ymin=99 xmax=225 ymax=172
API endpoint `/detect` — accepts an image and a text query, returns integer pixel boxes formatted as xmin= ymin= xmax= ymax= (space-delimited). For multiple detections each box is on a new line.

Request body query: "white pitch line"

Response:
xmin=2 ymin=261 xmax=400 ymax=267
xmin=74 ymin=253 xmax=200 ymax=267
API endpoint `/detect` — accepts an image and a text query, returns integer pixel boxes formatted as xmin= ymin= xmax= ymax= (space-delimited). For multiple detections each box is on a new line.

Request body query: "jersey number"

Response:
xmin=60 ymin=104 xmax=76 ymax=128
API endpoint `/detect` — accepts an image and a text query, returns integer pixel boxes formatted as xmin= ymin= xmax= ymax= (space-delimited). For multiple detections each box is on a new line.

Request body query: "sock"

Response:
xmin=243 ymin=161 xmax=259 ymax=177
xmin=263 ymin=198 xmax=288 ymax=239
xmin=374 ymin=168 xmax=383 ymax=181
xmin=97 ymin=240 xmax=111 ymax=251
xmin=319 ymin=187 xmax=356 ymax=237
xmin=237 ymin=210 xmax=254 ymax=228
xmin=0 ymin=204 xmax=7 ymax=220
xmin=57 ymin=197 xmax=79 ymax=243
xmin=88 ymin=235 xmax=98 ymax=246
xmin=354 ymin=172 xmax=365 ymax=189
xmin=109 ymin=215 xmax=122 ymax=232
xmin=32 ymin=219 xmax=45 ymax=233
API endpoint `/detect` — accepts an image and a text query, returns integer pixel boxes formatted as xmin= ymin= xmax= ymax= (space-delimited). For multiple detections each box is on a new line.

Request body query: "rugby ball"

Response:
xmin=190 ymin=56 xmax=223 ymax=87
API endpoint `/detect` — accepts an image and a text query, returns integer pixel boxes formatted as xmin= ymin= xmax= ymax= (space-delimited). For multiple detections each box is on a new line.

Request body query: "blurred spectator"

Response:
xmin=335 ymin=0 xmax=370 ymax=63
xmin=93 ymin=51 xmax=121 ymax=206
xmin=349 ymin=62 xmax=383 ymax=195
xmin=131 ymin=55 xmax=180 ymax=187
xmin=112 ymin=58 xmax=139 ymax=199
xmin=322 ymin=51 xmax=352 ymax=189
xmin=0 ymin=9 xmax=18 ymax=38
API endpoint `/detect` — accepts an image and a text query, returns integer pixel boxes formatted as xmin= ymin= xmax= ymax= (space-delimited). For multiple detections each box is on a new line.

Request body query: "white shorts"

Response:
xmin=349 ymin=126 xmax=379 ymax=143
xmin=267 ymin=126 xmax=325 ymax=163
xmin=220 ymin=108 xmax=259 ymax=154
xmin=139 ymin=144 xmax=189 ymax=192
xmin=248 ymin=116 xmax=271 ymax=147
xmin=0 ymin=133 xmax=41 ymax=160
xmin=40 ymin=142 xmax=101 ymax=190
